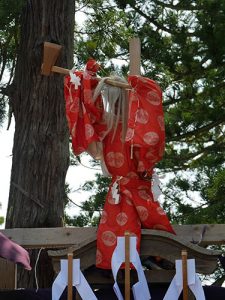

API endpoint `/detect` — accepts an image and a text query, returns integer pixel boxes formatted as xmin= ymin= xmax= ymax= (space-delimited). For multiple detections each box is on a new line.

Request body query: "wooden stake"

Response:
xmin=129 ymin=37 xmax=141 ymax=76
xmin=41 ymin=42 xmax=131 ymax=89
xmin=125 ymin=231 xmax=130 ymax=300
xmin=182 ymin=250 xmax=188 ymax=300
xmin=67 ymin=252 xmax=73 ymax=300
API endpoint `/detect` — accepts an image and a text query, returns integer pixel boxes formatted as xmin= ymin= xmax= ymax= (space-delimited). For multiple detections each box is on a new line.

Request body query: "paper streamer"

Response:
xmin=163 ymin=259 xmax=205 ymax=300
xmin=111 ymin=236 xmax=151 ymax=300
xmin=52 ymin=259 xmax=97 ymax=300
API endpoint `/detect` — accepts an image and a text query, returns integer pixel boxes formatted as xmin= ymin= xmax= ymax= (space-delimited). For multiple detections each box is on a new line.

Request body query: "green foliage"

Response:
xmin=0 ymin=216 xmax=4 ymax=225
xmin=65 ymin=173 xmax=111 ymax=227
xmin=0 ymin=0 xmax=25 ymax=124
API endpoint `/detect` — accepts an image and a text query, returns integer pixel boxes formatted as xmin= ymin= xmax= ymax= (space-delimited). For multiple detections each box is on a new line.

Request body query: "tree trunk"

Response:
xmin=6 ymin=0 xmax=75 ymax=288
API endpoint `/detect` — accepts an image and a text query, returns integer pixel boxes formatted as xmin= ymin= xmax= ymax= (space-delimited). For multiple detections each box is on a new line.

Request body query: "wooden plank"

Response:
xmin=0 ymin=227 xmax=97 ymax=248
xmin=144 ymin=224 xmax=225 ymax=245
xmin=129 ymin=37 xmax=141 ymax=75
xmin=1 ymin=224 xmax=225 ymax=250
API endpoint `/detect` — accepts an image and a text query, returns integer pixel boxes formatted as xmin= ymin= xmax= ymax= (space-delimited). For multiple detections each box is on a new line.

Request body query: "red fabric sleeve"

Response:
xmin=126 ymin=76 xmax=165 ymax=172
xmin=64 ymin=59 xmax=103 ymax=155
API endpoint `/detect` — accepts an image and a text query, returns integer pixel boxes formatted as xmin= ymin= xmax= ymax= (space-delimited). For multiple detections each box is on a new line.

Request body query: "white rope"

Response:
xmin=35 ymin=247 xmax=44 ymax=292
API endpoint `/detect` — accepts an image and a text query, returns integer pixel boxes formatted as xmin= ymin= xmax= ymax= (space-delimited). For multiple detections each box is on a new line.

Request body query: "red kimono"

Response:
xmin=64 ymin=60 xmax=175 ymax=269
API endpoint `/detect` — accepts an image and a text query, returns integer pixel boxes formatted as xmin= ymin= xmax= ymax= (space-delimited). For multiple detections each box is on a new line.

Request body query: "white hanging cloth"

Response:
xmin=152 ymin=171 xmax=162 ymax=201
xmin=163 ymin=259 xmax=205 ymax=300
xmin=52 ymin=259 xmax=97 ymax=300
xmin=111 ymin=236 xmax=151 ymax=300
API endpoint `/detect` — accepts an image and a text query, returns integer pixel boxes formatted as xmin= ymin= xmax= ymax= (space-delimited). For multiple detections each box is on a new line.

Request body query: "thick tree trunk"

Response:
xmin=6 ymin=0 xmax=75 ymax=287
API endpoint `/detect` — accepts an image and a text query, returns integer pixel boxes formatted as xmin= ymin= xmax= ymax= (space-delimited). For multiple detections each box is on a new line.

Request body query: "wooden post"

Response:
xmin=67 ymin=252 xmax=73 ymax=300
xmin=182 ymin=250 xmax=188 ymax=300
xmin=129 ymin=37 xmax=141 ymax=76
xmin=125 ymin=231 xmax=130 ymax=300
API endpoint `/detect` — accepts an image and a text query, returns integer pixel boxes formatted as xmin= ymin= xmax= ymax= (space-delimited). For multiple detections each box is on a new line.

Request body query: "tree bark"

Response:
xmin=6 ymin=0 xmax=75 ymax=287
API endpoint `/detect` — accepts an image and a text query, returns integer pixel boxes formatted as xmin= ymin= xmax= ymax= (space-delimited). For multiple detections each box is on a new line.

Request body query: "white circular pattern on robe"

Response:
xmin=136 ymin=108 xmax=149 ymax=124
xmin=145 ymin=151 xmax=158 ymax=162
xmin=138 ymin=190 xmax=152 ymax=201
xmin=123 ymin=189 xmax=132 ymax=199
xmin=101 ymin=231 xmax=117 ymax=247
xmin=138 ymin=185 xmax=149 ymax=190
xmin=126 ymin=197 xmax=133 ymax=206
xmin=143 ymin=132 xmax=159 ymax=145
xmin=127 ymin=172 xmax=139 ymax=179
xmin=96 ymin=249 xmax=103 ymax=265
xmin=100 ymin=211 xmax=108 ymax=224
xmin=125 ymin=128 xmax=134 ymax=141
xmin=69 ymin=98 xmax=80 ymax=112
xmin=157 ymin=115 xmax=165 ymax=131
xmin=116 ymin=212 xmax=128 ymax=226
xmin=137 ymin=161 xmax=145 ymax=172
xmin=106 ymin=152 xmax=125 ymax=168
xmin=136 ymin=206 xmax=149 ymax=221
xmin=120 ymin=177 xmax=130 ymax=185
xmin=85 ymin=124 xmax=94 ymax=139
xmin=146 ymin=90 xmax=161 ymax=105
xmin=157 ymin=206 xmax=166 ymax=215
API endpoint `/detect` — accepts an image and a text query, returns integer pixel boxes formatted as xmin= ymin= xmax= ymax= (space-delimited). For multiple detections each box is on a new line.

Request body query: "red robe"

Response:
xmin=64 ymin=61 xmax=175 ymax=269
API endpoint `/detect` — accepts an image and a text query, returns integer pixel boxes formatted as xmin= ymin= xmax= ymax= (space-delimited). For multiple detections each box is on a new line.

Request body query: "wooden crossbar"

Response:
xmin=41 ymin=38 xmax=142 ymax=89
xmin=1 ymin=225 xmax=224 ymax=249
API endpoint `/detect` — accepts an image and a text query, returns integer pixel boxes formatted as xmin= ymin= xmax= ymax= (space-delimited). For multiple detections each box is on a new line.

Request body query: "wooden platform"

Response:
xmin=0 ymin=224 xmax=225 ymax=288
xmin=0 ymin=224 xmax=223 ymax=284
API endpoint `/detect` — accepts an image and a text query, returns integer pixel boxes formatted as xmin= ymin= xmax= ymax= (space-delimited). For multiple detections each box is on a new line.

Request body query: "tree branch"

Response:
xmin=154 ymin=0 xmax=199 ymax=11
xmin=167 ymin=119 xmax=225 ymax=142
xmin=129 ymin=2 xmax=195 ymax=36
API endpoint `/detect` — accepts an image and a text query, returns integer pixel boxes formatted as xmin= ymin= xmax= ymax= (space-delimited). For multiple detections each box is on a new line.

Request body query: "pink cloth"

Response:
xmin=0 ymin=232 xmax=31 ymax=270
